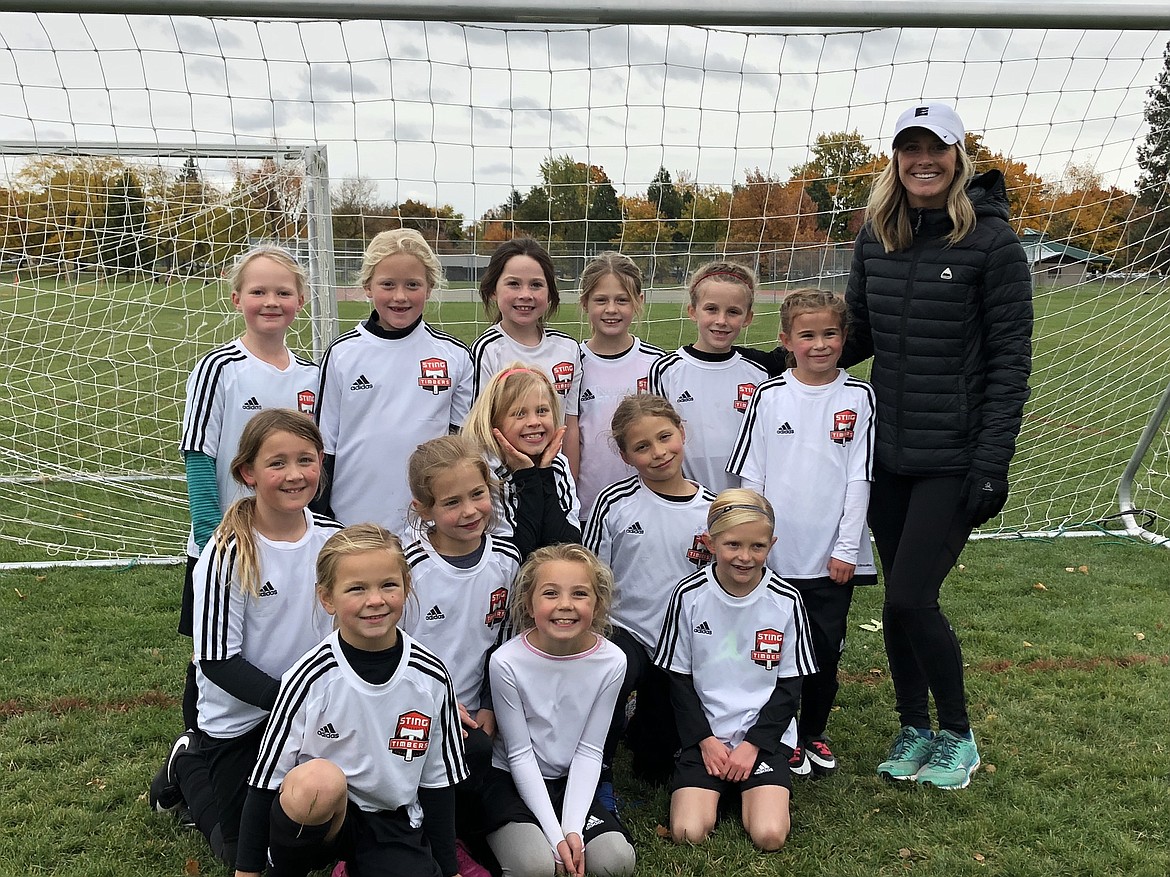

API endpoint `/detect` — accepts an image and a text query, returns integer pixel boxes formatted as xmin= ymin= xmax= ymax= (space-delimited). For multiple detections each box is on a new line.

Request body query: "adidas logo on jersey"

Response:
xmin=350 ymin=374 xmax=374 ymax=391
xmin=425 ymin=605 xmax=445 ymax=621
xmin=316 ymin=723 xmax=340 ymax=739
xmin=776 ymin=421 xmax=794 ymax=435
xmin=676 ymin=391 xmax=695 ymax=404
xmin=241 ymin=396 xmax=261 ymax=411
xmin=580 ymin=388 xmax=596 ymax=402
xmin=753 ymin=760 xmax=774 ymax=775
xmin=693 ymin=620 xmax=712 ymax=635
xmin=258 ymin=581 xmax=278 ymax=598
xmin=585 ymin=815 xmax=604 ymax=831
xmin=625 ymin=521 xmax=644 ymax=535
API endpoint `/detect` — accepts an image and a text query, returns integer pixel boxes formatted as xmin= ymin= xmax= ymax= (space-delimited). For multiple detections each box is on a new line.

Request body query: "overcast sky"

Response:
xmin=0 ymin=13 xmax=1167 ymax=220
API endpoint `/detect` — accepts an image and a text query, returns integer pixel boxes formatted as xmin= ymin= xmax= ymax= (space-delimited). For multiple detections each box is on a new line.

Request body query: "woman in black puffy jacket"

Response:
xmin=842 ymin=103 xmax=1032 ymax=790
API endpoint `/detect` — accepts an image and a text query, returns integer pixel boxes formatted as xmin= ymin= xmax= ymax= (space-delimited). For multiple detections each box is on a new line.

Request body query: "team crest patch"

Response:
xmin=686 ymin=535 xmax=713 ymax=566
xmin=733 ymin=382 xmax=757 ymax=412
xmin=751 ymin=628 xmax=784 ymax=670
xmin=484 ymin=586 xmax=508 ymax=627
xmin=297 ymin=389 xmax=316 ymax=416
xmin=830 ymin=409 xmax=857 ymax=444
xmin=551 ymin=361 xmax=575 ymax=395
xmin=418 ymin=358 xmax=453 ymax=394
xmin=636 ymin=376 xmax=649 ymax=393
xmin=389 ymin=710 xmax=431 ymax=761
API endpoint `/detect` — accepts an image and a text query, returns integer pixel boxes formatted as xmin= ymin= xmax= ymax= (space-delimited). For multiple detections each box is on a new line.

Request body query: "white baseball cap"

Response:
xmin=892 ymin=103 xmax=965 ymax=147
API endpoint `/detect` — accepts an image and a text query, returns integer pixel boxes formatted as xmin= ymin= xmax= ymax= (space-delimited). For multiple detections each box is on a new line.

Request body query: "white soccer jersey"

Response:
xmin=575 ymin=338 xmax=664 ymax=520
xmin=250 ymin=630 xmax=468 ymax=823
xmin=316 ymin=319 xmax=473 ymax=534
xmin=193 ymin=510 xmax=342 ymax=738
xmin=654 ymin=565 xmax=817 ymax=750
xmin=490 ymin=632 xmax=625 ymax=847
xmin=583 ymin=476 xmax=717 ymax=652
xmin=401 ymin=533 xmax=521 ymax=712
xmin=727 ymin=369 xmax=877 ymax=580
xmin=470 ymin=325 xmax=583 ymax=415
xmin=488 ymin=453 xmax=581 ymax=539
xmin=179 ymin=338 xmax=319 ymax=555
xmin=647 ymin=347 xmax=767 ymax=492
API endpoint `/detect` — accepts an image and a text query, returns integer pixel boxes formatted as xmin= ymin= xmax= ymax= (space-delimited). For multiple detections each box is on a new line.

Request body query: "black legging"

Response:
xmin=868 ymin=466 xmax=973 ymax=735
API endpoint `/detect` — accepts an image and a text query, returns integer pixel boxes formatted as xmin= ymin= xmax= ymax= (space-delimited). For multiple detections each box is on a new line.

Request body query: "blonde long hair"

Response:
xmin=216 ymin=409 xmax=323 ymax=598
xmin=865 ymin=144 xmax=976 ymax=252
xmin=462 ymin=364 xmax=563 ymax=463
xmin=510 ymin=543 xmax=614 ymax=636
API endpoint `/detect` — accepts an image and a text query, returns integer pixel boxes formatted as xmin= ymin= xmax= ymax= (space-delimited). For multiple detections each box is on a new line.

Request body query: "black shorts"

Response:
xmin=479 ymin=767 xmax=630 ymax=844
xmin=179 ymin=554 xmax=198 ymax=637
xmin=670 ymin=743 xmax=791 ymax=795
xmin=267 ymin=797 xmax=441 ymax=877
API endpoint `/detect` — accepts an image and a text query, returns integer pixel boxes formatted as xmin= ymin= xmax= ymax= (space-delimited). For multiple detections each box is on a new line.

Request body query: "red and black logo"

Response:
xmin=551 ymin=361 xmax=575 ymax=396
xmin=418 ymin=358 xmax=453 ymax=394
xmin=733 ymin=382 xmax=757 ymax=413
xmin=297 ymin=389 xmax=316 ymax=416
xmin=636 ymin=376 xmax=649 ymax=394
xmin=484 ymin=586 xmax=508 ymax=627
xmin=686 ymin=535 xmax=713 ymax=567
xmin=751 ymin=628 xmax=784 ymax=670
xmin=388 ymin=710 xmax=431 ymax=761
xmin=830 ymin=409 xmax=857 ymax=445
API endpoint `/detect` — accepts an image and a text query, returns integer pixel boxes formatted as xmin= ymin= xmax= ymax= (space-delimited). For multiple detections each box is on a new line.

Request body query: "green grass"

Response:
xmin=2 ymin=537 xmax=1168 ymax=875
xmin=1 ymin=274 xmax=1169 ymax=562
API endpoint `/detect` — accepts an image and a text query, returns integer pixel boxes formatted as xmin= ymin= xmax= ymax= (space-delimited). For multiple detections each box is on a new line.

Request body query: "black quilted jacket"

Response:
xmin=841 ymin=169 xmax=1033 ymax=479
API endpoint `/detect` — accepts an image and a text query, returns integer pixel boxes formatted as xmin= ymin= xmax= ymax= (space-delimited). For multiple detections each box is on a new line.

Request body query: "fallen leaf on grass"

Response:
xmin=869 ymin=667 xmax=884 ymax=676
xmin=655 ymin=824 xmax=670 ymax=840
xmin=1022 ymin=641 xmax=1033 ymax=647
xmin=1135 ymin=632 xmax=1146 ymax=641
xmin=957 ymin=564 xmax=966 ymax=571
xmin=1079 ymin=565 xmax=1089 ymax=574
xmin=86 ymin=777 xmax=106 ymax=790
xmin=184 ymin=859 xmax=200 ymax=876
xmin=859 ymin=618 xmax=883 ymax=632
xmin=984 ymin=763 xmax=997 ymax=774
xmin=899 ymin=849 xmax=912 ymax=859
xmin=974 ymin=852 xmax=986 ymax=863
xmin=1033 ymin=582 xmax=1047 ymax=591
xmin=35 ymin=575 xmax=45 ymax=581
xmin=13 ymin=588 xmax=25 ymax=600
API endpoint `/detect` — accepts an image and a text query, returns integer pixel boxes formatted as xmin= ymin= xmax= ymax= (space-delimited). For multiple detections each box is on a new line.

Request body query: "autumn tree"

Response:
xmin=791 ymin=131 xmax=875 ymax=241
xmin=515 ymin=155 xmax=621 ymax=245
xmin=387 ymin=199 xmax=464 ymax=249
xmin=727 ymin=169 xmax=825 ymax=279
xmin=1041 ymin=162 xmax=1135 ymax=259
xmin=964 ymin=132 xmax=1050 ymax=227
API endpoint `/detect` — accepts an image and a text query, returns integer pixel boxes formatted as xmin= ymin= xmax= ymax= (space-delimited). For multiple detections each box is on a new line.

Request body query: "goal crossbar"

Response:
xmin=0 ymin=0 xmax=1168 ymax=29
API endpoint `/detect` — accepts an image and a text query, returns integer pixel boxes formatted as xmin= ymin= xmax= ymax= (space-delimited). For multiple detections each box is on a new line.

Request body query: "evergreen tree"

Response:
xmin=1129 ymin=39 xmax=1170 ymax=274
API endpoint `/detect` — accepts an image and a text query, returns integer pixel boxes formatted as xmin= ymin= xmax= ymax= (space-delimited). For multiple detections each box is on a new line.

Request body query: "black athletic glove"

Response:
xmin=963 ymin=469 xmax=1009 ymax=528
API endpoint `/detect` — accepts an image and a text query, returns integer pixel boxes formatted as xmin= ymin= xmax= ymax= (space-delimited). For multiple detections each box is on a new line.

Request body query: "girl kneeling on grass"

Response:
xmin=233 ymin=524 xmax=468 ymax=877
xmin=482 ymin=544 xmax=636 ymax=877
xmin=653 ymin=489 xmax=816 ymax=851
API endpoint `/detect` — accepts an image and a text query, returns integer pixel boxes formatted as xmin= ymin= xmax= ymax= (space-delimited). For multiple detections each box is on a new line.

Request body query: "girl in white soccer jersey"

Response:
xmin=400 ymin=434 xmax=568 ymax=872
xmin=233 ymin=524 xmax=468 ymax=877
xmin=462 ymin=364 xmax=582 ymax=543
xmin=728 ymin=289 xmax=877 ymax=779
xmin=483 ymin=544 xmax=636 ymax=877
xmin=315 ymin=228 xmax=474 ymax=535
xmin=177 ymin=246 xmax=318 ymax=730
xmin=574 ymin=252 xmax=664 ymax=521
xmin=470 ymin=237 xmax=583 ymax=464
xmin=184 ymin=410 xmax=341 ymax=868
xmin=583 ymin=394 xmax=717 ymax=802
xmin=647 ymin=261 xmax=768 ymax=492
xmin=654 ymin=490 xmax=816 ymax=852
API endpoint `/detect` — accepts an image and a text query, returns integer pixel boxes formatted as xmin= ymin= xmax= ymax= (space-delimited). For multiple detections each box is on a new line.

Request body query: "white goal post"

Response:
xmin=1 ymin=2 xmax=1169 ymax=566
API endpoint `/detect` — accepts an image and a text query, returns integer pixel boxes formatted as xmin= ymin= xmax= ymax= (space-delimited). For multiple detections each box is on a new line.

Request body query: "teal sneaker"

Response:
xmin=877 ymin=726 xmax=934 ymax=781
xmin=914 ymin=730 xmax=981 ymax=790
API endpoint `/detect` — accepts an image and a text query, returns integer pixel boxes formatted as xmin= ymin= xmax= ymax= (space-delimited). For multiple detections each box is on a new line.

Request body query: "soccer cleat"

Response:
xmin=149 ymin=731 xmax=192 ymax=813
xmin=877 ymin=726 xmax=934 ymax=782
xmin=454 ymin=841 xmax=492 ymax=877
xmin=596 ymin=780 xmax=620 ymax=816
xmin=787 ymin=744 xmax=812 ymax=778
xmin=805 ymin=737 xmax=838 ymax=775
xmin=914 ymin=730 xmax=981 ymax=790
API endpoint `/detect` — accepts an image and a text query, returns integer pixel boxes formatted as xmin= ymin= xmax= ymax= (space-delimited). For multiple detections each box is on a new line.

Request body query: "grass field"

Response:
xmin=3 ymin=271 xmax=1169 ymax=563
xmin=2 ymin=536 xmax=1168 ymax=876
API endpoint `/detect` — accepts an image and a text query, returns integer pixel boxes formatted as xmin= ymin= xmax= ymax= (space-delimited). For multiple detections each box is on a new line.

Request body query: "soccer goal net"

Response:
xmin=1 ymin=6 xmax=1169 ymax=565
